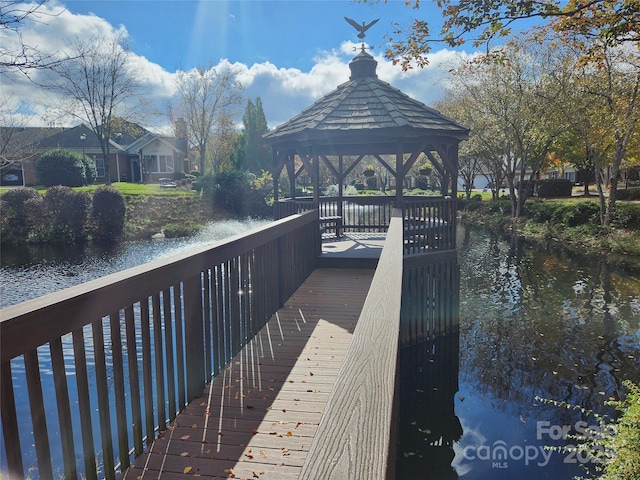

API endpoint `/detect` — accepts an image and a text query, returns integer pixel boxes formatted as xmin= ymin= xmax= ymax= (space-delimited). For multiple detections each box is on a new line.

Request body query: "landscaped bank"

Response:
xmin=459 ymin=196 xmax=640 ymax=263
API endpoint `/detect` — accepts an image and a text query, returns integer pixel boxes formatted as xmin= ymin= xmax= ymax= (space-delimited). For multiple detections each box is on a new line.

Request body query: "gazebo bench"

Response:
xmin=320 ymin=215 xmax=342 ymax=237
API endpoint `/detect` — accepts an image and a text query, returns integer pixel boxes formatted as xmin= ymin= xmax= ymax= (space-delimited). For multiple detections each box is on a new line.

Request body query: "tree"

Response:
xmin=444 ymin=40 xmax=557 ymax=215
xmin=47 ymin=33 xmax=144 ymax=184
xmin=234 ymin=96 xmax=270 ymax=173
xmin=0 ymin=0 xmax=69 ymax=77
xmin=174 ymin=63 xmax=243 ymax=175
xmin=542 ymin=38 xmax=640 ymax=225
xmin=366 ymin=0 xmax=639 ymax=70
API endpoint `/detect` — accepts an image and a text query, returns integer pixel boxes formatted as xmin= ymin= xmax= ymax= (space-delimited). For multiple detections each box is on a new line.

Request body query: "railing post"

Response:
xmin=183 ymin=274 xmax=205 ymax=401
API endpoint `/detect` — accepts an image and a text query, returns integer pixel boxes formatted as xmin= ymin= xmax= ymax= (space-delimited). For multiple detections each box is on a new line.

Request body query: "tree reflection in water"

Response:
xmin=396 ymin=222 xmax=640 ymax=479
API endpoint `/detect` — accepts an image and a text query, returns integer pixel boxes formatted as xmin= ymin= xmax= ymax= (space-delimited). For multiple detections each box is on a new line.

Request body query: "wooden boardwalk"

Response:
xmin=122 ymin=268 xmax=374 ymax=480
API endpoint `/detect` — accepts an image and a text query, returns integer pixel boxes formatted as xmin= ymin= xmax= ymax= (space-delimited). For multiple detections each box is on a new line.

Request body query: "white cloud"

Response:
xmin=2 ymin=3 xmax=472 ymax=132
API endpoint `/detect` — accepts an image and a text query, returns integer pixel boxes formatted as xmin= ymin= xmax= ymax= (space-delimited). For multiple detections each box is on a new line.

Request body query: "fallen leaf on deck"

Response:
xmin=184 ymin=466 xmax=193 ymax=474
xmin=192 ymin=424 xmax=198 ymax=428
xmin=286 ymin=431 xmax=292 ymax=437
xmin=180 ymin=452 xmax=190 ymax=457
xmin=181 ymin=435 xmax=191 ymax=440
xmin=281 ymin=448 xmax=290 ymax=456
xmin=260 ymin=450 xmax=267 ymax=458
xmin=251 ymin=428 xmax=259 ymax=435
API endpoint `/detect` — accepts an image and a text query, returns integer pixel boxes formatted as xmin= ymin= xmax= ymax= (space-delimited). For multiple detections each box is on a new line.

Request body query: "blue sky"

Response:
xmin=65 ymin=0 xmax=440 ymax=71
xmin=5 ymin=1 xmax=478 ymax=131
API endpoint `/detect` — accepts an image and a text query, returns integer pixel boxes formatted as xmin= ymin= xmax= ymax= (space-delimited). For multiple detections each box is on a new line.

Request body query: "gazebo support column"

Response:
xmin=272 ymin=149 xmax=282 ymax=202
xmin=394 ymin=143 xmax=404 ymax=208
xmin=286 ymin=153 xmax=296 ymax=199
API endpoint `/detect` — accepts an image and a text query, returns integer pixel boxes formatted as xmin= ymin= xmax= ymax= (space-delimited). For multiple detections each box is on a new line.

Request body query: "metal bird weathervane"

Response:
xmin=344 ymin=17 xmax=379 ymax=51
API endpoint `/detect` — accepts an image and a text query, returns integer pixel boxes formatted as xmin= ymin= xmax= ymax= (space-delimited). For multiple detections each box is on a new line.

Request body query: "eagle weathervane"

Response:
xmin=344 ymin=17 xmax=379 ymax=51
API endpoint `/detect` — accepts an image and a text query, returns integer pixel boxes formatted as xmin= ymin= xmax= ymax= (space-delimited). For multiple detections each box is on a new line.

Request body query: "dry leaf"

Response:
xmin=181 ymin=435 xmax=191 ymax=440
xmin=184 ymin=466 xmax=193 ymax=474
xmin=180 ymin=451 xmax=190 ymax=457
xmin=259 ymin=450 xmax=267 ymax=458
xmin=286 ymin=431 xmax=292 ymax=437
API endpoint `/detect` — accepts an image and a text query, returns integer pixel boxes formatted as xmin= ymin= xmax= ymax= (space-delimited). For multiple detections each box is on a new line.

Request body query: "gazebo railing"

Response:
xmin=274 ymin=195 xmax=457 ymax=253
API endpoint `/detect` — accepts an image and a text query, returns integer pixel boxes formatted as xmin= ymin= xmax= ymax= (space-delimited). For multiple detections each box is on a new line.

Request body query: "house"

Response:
xmin=0 ymin=122 xmax=189 ymax=186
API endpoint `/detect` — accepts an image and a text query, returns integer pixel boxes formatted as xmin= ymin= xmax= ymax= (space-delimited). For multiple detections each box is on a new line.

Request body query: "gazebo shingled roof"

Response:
xmin=264 ymin=50 xmax=468 ymax=148
xmin=263 ymin=48 xmax=469 ymax=207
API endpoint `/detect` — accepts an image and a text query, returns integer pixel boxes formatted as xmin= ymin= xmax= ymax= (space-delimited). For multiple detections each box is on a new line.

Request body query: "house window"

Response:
xmin=94 ymin=156 xmax=105 ymax=178
xmin=158 ymin=155 xmax=174 ymax=173
xmin=143 ymin=154 xmax=175 ymax=173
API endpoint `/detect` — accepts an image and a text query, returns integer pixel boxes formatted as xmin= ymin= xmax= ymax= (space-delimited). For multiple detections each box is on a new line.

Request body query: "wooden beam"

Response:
xmin=373 ymin=154 xmax=396 ymax=176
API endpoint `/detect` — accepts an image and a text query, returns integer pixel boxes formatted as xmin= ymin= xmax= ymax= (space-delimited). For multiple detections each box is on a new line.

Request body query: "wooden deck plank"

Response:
xmin=121 ymin=268 xmax=373 ymax=480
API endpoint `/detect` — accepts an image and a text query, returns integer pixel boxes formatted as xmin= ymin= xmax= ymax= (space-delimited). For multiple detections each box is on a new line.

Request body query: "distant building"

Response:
xmin=0 ymin=123 xmax=190 ymax=186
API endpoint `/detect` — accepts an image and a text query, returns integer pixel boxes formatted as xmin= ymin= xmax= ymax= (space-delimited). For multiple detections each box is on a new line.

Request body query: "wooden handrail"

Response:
xmin=299 ymin=209 xmax=405 ymax=479
xmin=0 ymin=212 xmax=319 ymax=480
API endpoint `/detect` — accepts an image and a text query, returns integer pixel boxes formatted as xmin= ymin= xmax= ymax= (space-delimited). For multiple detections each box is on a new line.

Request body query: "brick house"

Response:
xmin=0 ymin=123 xmax=189 ymax=186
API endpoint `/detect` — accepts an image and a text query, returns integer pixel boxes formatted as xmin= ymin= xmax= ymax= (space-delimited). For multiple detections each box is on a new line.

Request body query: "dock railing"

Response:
xmin=0 ymin=212 xmax=319 ymax=480
xmin=299 ymin=208 xmax=405 ymax=479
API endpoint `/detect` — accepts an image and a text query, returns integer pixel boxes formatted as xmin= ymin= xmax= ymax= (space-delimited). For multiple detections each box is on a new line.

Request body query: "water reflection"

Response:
xmin=453 ymin=222 xmax=640 ymax=479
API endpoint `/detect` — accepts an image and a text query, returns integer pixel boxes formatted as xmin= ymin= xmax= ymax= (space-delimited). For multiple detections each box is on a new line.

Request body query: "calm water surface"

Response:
xmin=0 ymin=218 xmax=270 ymax=308
xmin=1 ymin=219 xmax=639 ymax=479
xmin=400 ymin=222 xmax=640 ymax=480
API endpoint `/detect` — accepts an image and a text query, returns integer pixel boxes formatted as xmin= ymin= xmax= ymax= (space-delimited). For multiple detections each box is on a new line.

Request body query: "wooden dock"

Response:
xmin=122 ymin=268 xmax=374 ymax=480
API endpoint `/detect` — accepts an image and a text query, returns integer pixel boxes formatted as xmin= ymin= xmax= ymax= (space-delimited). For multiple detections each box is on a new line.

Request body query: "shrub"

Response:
xmin=197 ymin=170 xmax=249 ymax=216
xmin=82 ymin=154 xmax=97 ymax=184
xmin=610 ymin=203 xmax=640 ymax=229
xmin=561 ymin=202 xmax=600 ymax=227
xmin=516 ymin=180 xmax=535 ymax=198
xmin=90 ymin=186 xmax=126 ymax=243
xmin=0 ymin=187 xmax=44 ymax=244
xmin=36 ymin=149 xmax=89 ymax=187
xmin=525 ymin=200 xmax=559 ymax=223
xmin=43 ymin=186 xmax=90 ymax=243
xmin=535 ymin=179 xmax=573 ymax=198
xmin=616 ymin=188 xmax=640 ymax=201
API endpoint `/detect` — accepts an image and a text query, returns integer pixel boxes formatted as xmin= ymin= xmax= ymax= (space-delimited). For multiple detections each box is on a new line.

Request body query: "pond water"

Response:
xmin=1 ymin=219 xmax=639 ymax=479
xmin=0 ymin=218 xmax=270 ymax=308
xmin=397 ymin=222 xmax=640 ymax=479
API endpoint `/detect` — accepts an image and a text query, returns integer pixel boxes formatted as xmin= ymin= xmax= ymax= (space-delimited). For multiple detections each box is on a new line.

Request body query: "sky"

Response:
xmin=2 ymin=0 xmax=480 ymax=132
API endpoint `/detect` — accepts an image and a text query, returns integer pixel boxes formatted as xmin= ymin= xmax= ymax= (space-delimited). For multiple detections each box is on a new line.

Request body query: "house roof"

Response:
xmin=127 ymin=133 xmax=185 ymax=154
xmin=36 ymin=123 xmax=151 ymax=152
xmin=263 ymin=50 xmax=469 ymax=151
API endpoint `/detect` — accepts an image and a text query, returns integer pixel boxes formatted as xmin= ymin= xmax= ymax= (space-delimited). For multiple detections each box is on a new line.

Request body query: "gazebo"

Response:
xmin=263 ymin=47 xmax=469 ymax=215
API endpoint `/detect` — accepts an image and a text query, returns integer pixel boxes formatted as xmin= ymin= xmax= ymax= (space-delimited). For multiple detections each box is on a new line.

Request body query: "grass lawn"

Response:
xmin=1 ymin=182 xmax=199 ymax=196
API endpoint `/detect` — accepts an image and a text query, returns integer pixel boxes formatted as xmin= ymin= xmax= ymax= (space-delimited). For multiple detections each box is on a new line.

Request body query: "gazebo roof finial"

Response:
xmin=344 ymin=17 xmax=379 ymax=52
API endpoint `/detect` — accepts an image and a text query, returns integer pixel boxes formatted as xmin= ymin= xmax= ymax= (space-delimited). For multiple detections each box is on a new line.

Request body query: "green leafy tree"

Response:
xmin=443 ymin=40 xmax=557 ymax=215
xmin=364 ymin=0 xmax=639 ymax=70
xmin=541 ymin=38 xmax=640 ymax=225
xmin=235 ymin=97 xmax=270 ymax=173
